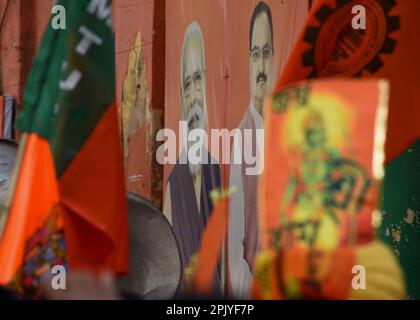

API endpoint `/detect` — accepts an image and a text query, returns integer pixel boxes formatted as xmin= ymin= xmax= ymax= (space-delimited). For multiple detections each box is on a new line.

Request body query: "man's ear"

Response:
xmin=249 ymin=59 xmax=253 ymax=84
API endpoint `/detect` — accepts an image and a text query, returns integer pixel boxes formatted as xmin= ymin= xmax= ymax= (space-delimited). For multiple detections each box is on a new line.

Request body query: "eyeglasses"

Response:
xmin=183 ymin=70 xmax=206 ymax=97
xmin=250 ymin=44 xmax=273 ymax=62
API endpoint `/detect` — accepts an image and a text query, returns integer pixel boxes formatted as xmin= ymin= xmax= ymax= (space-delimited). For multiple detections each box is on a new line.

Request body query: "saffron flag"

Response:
xmin=260 ymin=79 xmax=389 ymax=252
xmin=254 ymin=79 xmax=405 ymax=299
xmin=0 ymin=0 xmax=128 ymax=286
xmin=273 ymin=0 xmax=420 ymax=299
xmin=193 ymin=192 xmax=229 ymax=296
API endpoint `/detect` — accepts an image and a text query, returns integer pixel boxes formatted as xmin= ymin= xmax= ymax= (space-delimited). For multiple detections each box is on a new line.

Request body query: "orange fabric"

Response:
xmin=251 ymin=281 xmax=264 ymax=300
xmin=193 ymin=196 xmax=228 ymax=295
xmin=59 ymin=102 xmax=128 ymax=275
xmin=322 ymin=247 xmax=355 ymax=299
xmin=251 ymin=252 xmax=276 ymax=300
xmin=282 ymin=247 xmax=309 ymax=280
xmin=0 ymin=133 xmax=59 ymax=284
xmin=275 ymin=0 xmax=420 ymax=164
xmin=252 ymin=246 xmax=355 ymax=300
xmin=268 ymin=253 xmax=282 ymax=300
xmin=292 ymin=247 xmax=355 ymax=299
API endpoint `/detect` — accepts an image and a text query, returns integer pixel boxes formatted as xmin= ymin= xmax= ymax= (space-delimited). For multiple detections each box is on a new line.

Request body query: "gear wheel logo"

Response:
xmin=302 ymin=0 xmax=400 ymax=78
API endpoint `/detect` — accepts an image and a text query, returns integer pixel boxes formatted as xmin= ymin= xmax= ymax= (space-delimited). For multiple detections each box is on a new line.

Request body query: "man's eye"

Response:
xmin=263 ymin=48 xmax=270 ymax=57
xmin=184 ymin=80 xmax=191 ymax=90
xmin=195 ymin=74 xmax=202 ymax=82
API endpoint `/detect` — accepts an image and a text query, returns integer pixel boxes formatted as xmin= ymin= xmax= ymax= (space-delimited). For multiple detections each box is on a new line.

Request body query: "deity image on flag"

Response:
xmin=273 ymin=88 xmax=370 ymax=250
xmin=261 ymin=80 xmax=386 ymax=252
xmin=163 ymin=21 xmax=222 ymax=290
xmin=253 ymin=79 xmax=405 ymax=300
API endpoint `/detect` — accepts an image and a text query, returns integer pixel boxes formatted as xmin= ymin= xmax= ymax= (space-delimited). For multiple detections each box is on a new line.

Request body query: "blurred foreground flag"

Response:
xmin=0 ymin=0 xmax=128 ymax=286
xmin=278 ymin=0 xmax=417 ymax=162
xmin=274 ymin=0 xmax=419 ymax=299
xmin=260 ymin=79 xmax=389 ymax=252
xmin=254 ymin=79 xmax=405 ymax=300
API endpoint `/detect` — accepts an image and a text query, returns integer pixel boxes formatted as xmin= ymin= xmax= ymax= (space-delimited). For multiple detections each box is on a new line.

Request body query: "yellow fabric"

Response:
xmin=252 ymin=241 xmax=406 ymax=300
xmin=252 ymin=251 xmax=277 ymax=300
xmin=350 ymin=241 xmax=406 ymax=300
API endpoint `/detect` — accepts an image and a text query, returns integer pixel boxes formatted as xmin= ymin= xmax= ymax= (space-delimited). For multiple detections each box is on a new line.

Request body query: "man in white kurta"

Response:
xmin=228 ymin=1 xmax=275 ymax=299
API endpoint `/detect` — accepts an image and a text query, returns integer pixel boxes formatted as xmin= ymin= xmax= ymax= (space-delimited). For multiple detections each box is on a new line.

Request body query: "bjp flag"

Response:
xmin=0 ymin=0 xmax=128 ymax=291
xmin=273 ymin=0 xmax=419 ymax=299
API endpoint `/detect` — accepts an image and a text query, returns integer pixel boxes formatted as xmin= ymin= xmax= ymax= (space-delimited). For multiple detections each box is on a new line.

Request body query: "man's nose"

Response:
xmin=191 ymin=86 xmax=199 ymax=105
xmin=258 ymin=55 xmax=266 ymax=73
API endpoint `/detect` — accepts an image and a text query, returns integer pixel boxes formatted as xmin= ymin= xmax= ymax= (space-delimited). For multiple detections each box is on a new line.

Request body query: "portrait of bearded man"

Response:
xmin=163 ymin=21 xmax=222 ymax=292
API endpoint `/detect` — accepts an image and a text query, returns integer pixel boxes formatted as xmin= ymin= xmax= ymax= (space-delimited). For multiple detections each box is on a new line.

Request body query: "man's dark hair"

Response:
xmin=249 ymin=1 xmax=274 ymax=52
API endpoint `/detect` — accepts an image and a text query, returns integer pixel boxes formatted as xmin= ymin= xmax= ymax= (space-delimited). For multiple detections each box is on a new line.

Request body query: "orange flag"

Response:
xmin=276 ymin=0 xmax=419 ymax=164
xmin=193 ymin=195 xmax=229 ymax=296
xmin=0 ymin=134 xmax=60 ymax=283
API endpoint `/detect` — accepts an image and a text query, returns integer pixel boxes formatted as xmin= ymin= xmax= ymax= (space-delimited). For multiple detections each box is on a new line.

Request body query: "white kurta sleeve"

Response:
xmin=228 ymin=133 xmax=252 ymax=299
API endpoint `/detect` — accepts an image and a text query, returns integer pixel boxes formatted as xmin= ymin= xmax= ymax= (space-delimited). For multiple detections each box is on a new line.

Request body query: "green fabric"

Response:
xmin=380 ymin=138 xmax=420 ymax=300
xmin=16 ymin=0 xmax=115 ymax=177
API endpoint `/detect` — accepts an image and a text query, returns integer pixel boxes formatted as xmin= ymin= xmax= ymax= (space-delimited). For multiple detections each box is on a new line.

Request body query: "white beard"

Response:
xmin=185 ymin=103 xmax=205 ymax=132
xmin=186 ymin=133 xmax=204 ymax=176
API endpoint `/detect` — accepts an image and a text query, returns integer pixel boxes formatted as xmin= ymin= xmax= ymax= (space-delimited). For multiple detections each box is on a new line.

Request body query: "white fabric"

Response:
xmin=228 ymin=103 xmax=263 ymax=299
